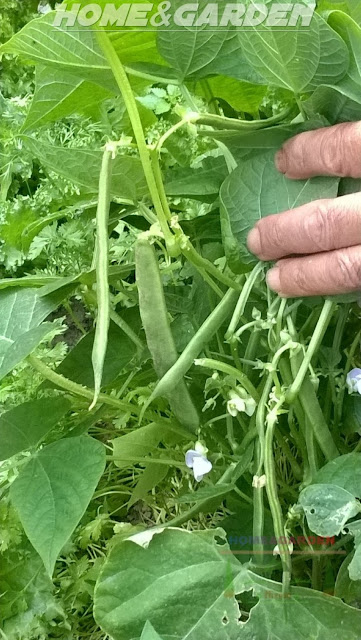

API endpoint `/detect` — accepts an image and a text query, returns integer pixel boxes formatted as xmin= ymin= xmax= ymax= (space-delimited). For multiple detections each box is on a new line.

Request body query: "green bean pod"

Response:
xmin=135 ymin=238 xmax=199 ymax=433
xmin=90 ymin=145 xmax=113 ymax=410
xmin=144 ymin=284 xmax=239 ymax=411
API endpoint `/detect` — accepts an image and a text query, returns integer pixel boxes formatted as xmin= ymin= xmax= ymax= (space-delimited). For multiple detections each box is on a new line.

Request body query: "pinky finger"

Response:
xmin=267 ymin=246 xmax=361 ymax=297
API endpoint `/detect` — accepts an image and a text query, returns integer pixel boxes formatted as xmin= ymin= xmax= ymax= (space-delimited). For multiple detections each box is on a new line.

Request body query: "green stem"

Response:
xmin=287 ymin=300 xmax=335 ymax=403
xmin=274 ymin=426 xmax=302 ymax=480
xmin=194 ymin=357 xmax=259 ymax=401
xmin=96 ymin=30 xmax=175 ymax=251
xmin=84 ymin=290 xmax=145 ymax=351
xmin=179 ymin=237 xmax=243 ymax=291
xmin=305 ymin=416 xmax=318 ymax=481
xmin=264 ymin=400 xmax=292 ymax=594
xmin=28 ymin=354 xmax=138 ymax=414
xmin=226 ymin=262 xmax=264 ymax=339
xmin=196 ymin=107 xmax=292 ymax=131
xmin=290 ymin=351 xmax=339 ymax=461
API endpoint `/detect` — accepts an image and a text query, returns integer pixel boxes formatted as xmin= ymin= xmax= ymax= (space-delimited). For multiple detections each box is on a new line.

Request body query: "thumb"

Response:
xmin=275 ymin=122 xmax=361 ymax=179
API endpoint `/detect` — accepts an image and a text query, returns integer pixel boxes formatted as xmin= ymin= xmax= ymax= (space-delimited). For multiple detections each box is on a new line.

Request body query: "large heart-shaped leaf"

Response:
xmin=219 ymin=150 xmax=339 ymax=269
xmin=238 ymin=4 xmax=349 ymax=92
xmin=10 ymin=436 xmax=106 ymax=576
xmin=94 ymin=527 xmax=361 ymax=639
xmin=235 ymin=569 xmax=361 ymax=639
xmin=0 ymin=287 xmax=72 ymax=382
xmin=23 ymin=137 xmax=147 ymax=202
xmin=22 ymin=66 xmax=113 ymax=132
xmin=94 ymin=527 xmax=242 ymax=639
xmin=327 ymin=11 xmax=361 ymax=104
xmin=157 ymin=1 xmax=263 ymax=83
xmin=0 ymin=397 xmax=70 ymax=461
xmin=299 ymin=483 xmax=361 ymax=537
xmin=314 ymin=453 xmax=361 ymax=497
xmin=0 ymin=11 xmax=116 ymax=92
xmin=52 ymin=319 xmax=138 ymax=389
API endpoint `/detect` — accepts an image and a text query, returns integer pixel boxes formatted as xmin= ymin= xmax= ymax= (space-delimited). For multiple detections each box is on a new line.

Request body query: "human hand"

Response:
xmin=247 ymin=122 xmax=361 ymax=297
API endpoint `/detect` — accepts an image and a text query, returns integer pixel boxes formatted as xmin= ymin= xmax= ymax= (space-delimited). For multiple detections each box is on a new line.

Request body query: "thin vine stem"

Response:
xmin=286 ymin=300 xmax=335 ymax=403
xmin=96 ymin=29 xmax=175 ymax=251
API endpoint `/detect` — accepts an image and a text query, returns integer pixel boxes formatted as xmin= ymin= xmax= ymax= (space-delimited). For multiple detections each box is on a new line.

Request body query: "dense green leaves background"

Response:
xmin=2 ymin=0 xmax=361 ymax=638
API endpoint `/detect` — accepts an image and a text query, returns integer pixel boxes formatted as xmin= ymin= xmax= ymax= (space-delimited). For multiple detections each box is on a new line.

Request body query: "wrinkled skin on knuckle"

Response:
xmin=333 ymin=249 xmax=361 ymax=291
xmin=258 ymin=215 xmax=286 ymax=258
xmin=323 ymin=123 xmax=361 ymax=178
xmin=302 ymin=201 xmax=333 ymax=251
xmin=280 ymin=259 xmax=311 ymax=295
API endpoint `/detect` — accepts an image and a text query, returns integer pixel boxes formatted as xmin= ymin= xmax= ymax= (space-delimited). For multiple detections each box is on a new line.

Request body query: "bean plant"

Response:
xmin=1 ymin=1 xmax=361 ymax=638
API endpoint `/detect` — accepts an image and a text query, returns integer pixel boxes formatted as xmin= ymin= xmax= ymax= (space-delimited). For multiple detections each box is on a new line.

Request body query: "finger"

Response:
xmin=247 ymin=193 xmax=361 ymax=261
xmin=275 ymin=122 xmax=361 ymax=179
xmin=266 ymin=246 xmax=361 ymax=297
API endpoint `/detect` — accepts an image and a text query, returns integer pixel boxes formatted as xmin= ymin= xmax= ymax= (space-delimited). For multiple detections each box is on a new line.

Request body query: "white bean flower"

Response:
xmin=227 ymin=388 xmax=256 ymax=418
xmin=185 ymin=441 xmax=212 ymax=482
xmin=346 ymin=368 xmax=361 ymax=395
xmin=273 ymin=541 xmax=294 ymax=556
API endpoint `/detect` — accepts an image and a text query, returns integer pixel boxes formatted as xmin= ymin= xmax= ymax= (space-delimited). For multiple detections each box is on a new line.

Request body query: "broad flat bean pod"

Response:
xmin=135 ymin=238 xmax=199 ymax=433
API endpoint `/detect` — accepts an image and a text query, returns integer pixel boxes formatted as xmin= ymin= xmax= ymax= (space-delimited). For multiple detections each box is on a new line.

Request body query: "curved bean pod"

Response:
xmin=135 ymin=238 xmax=199 ymax=433
xmin=144 ymin=285 xmax=239 ymax=411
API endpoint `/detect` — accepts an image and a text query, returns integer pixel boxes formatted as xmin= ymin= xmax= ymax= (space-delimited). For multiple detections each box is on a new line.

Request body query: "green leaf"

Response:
xmin=299 ymin=483 xmax=361 ymax=536
xmin=22 ymin=66 xmax=113 ymax=132
xmin=207 ymin=119 xmax=330 ymax=164
xmin=128 ymin=464 xmax=169 ymax=509
xmin=239 ymin=8 xmax=349 ymax=92
xmin=22 ymin=137 xmax=147 ymax=202
xmin=112 ymin=423 xmax=167 ymax=470
xmin=346 ymin=520 xmax=361 ymax=581
xmin=10 ymin=436 xmax=105 ymax=576
xmin=335 ymin=553 xmax=361 ymax=607
xmin=327 ymin=11 xmax=361 ymax=104
xmin=177 ymin=484 xmax=235 ymax=504
xmin=346 ymin=1 xmax=361 ymax=24
xmin=303 ymin=85 xmax=361 ymax=124
xmin=201 ymin=76 xmax=267 ymax=113
xmin=0 ymin=397 xmax=70 ymax=461
xmin=235 ymin=569 xmax=361 ymax=639
xmin=219 ymin=150 xmax=339 ymax=268
xmin=0 ymin=287 xmax=71 ymax=382
xmin=52 ymin=320 xmax=137 ymax=389
xmin=94 ymin=527 xmax=242 ymax=640
xmin=0 ymin=323 xmax=54 ymax=382
xmin=140 ymin=621 xmax=164 ymax=640
xmin=94 ymin=527 xmax=361 ymax=640
xmin=0 ymin=287 xmax=64 ymax=342
xmin=157 ymin=2 xmax=263 ymax=83
xmin=156 ymin=2 xmax=229 ymax=81
xmin=165 ymin=156 xmax=228 ymax=198
xmin=342 ymin=395 xmax=361 ymax=435
xmin=0 ymin=12 xmax=116 ymax=92
xmin=313 ymin=453 xmax=361 ymax=497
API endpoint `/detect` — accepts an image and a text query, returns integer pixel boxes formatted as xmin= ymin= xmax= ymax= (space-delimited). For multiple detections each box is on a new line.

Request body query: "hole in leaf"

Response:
xmin=222 ymin=614 xmax=229 ymax=625
xmin=309 ymin=508 xmax=316 ymax=515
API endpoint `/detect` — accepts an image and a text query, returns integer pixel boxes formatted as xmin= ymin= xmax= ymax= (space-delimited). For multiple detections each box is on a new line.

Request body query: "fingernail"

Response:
xmin=247 ymin=227 xmax=262 ymax=255
xmin=275 ymin=149 xmax=287 ymax=174
xmin=267 ymin=267 xmax=281 ymax=293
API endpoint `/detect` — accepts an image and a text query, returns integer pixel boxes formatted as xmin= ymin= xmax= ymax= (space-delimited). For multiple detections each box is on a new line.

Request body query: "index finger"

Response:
xmin=275 ymin=122 xmax=361 ymax=179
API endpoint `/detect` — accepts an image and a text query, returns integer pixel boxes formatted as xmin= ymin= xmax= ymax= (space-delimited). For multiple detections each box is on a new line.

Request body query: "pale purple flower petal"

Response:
xmin=185 ymin=448 xmax=212 ymax=482
xmin=185 ymin=449 xmax=198 ymax=468
xmin=347 ymin=368 xmax=361 ymax=394
xmin=192 ymin=455 xmax=212 ymax=482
